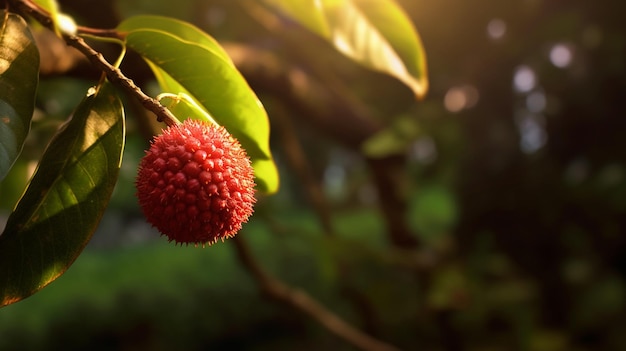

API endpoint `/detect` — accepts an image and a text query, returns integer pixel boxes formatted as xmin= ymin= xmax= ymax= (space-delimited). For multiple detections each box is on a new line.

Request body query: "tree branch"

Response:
xmin=9 ymin=0 xmax=180 ymax=127
xmin=232 ymin=236 xmax=400 ymax=351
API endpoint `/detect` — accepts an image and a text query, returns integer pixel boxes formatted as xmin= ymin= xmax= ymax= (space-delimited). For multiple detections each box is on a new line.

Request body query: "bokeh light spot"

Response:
xmin=550 ymin=44 xmax=573 ymax=68
xmin=516 ymin=113 xmax=547 ymax=153
xmin=444 ymin=85 xmax=480 ymax=113
xmin=513 ymin=65 xmax=536 ymax=93
xmin=487 ymin=18 xmax=506 ymax=40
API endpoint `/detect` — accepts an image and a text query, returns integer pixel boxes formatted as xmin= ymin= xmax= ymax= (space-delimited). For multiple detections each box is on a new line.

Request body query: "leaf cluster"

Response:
xmin=0 ymin=0 xmax=427 ymax=308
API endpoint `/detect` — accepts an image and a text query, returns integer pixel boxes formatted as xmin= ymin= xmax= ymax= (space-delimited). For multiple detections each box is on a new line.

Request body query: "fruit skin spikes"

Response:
xmin=136 ymin=119 xmax=256 ymax=246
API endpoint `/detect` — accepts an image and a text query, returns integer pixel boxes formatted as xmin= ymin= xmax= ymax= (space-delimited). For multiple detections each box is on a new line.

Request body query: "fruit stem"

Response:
xmin=156 ymin=92 xmax=220 ymax=127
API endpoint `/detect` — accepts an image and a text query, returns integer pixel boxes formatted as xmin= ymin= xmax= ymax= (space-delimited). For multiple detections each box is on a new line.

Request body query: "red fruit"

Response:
xmin=136 ymin=119 xmax=256 ymax=246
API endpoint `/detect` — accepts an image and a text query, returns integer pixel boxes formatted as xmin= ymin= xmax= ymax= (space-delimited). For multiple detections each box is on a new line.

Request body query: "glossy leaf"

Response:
xmin=262 ymin=0 xmax=428 ymax=98
xmin=262 ymin=0 xmax=330 ymax=38
xmin=0 ymin=12 xmax=39 ymax=181
xmin=117 ymin=16 xmax=279 ymax=194
xmin=118 ymin=15 xmax=232 ymax=63
xmin=0 ymin=83 xmax=125 ymax=307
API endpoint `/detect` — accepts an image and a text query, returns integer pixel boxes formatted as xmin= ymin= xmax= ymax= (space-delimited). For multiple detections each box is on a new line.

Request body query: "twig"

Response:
xmin=10 ymin=0 xmax=180 ymax=127
xmin=76 ymin=26 xmax=121 ymax=39
xmin=232 ymin=236 xmax=401 ymax=351
xmin=64 ymin=35 xmax=180 ymax=127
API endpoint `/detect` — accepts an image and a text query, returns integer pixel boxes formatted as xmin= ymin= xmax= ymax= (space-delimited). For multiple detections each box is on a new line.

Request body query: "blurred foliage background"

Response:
xmin=1 ymin=0 xmax=625 ymax=350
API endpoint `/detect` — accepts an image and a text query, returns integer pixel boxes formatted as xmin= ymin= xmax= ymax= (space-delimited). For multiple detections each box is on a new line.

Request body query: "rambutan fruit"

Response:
xmin=136 ymin=119 xmax=256 ymax=246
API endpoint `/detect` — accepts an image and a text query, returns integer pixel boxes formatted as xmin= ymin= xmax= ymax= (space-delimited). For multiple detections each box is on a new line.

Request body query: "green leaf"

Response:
xmin=261 ymin=0 xmax=330 ymax=38
xmin=0 ymin=83 xmax=125 ymax=307
xmin=117 ymin=15 xmax=279 ymax=194
xmin=262 ymin=0 xmax=428 ymax=98
xmin=118 ymin=15 xmax=232 ymax=63
xmin=0 ymin=12 xmax=39 ymax=181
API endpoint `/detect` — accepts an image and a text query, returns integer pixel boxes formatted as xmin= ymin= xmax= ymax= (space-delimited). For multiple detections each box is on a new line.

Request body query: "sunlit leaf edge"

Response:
xmin=260 ymin=0 xmax=428 ymax=98
xmin=352 ymin=0 xmax=428 ymax=96
xmin=259 ymin=0 xmax=331 ymax=38
xmin=323 ymin=0 xmax=428 ymax=98
xmin=117 ymin=15 xmax=233 ymax=66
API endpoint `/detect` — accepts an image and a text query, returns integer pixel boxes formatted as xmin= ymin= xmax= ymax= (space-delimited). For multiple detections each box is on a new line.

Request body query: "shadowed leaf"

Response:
xmin=0 ymin=83 xmax=125 ymax=307
xmin=0 ymin=12 xmax=39 ymax=181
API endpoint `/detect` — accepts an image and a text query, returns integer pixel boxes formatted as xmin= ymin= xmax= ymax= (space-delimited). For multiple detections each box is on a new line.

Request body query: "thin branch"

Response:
xmin=64 ymin=35 xmax=179 ymax=127
xmin=10 ymin=0 xmax=179 ymax=127
xmin=76 ymin=26 xmax=122 ymax=39
xmin=232 ymin=236 xmax=401 ymax=351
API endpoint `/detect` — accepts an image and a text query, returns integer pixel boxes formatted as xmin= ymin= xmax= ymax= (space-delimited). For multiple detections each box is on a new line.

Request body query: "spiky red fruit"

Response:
xmin=136 ymin=119 xmax=256 ymax=246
